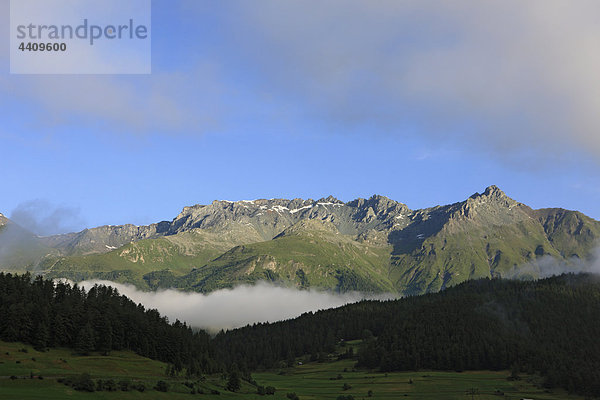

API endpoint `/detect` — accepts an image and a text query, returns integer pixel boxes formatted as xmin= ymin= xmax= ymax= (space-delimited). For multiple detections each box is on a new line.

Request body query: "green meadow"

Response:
xmin=253 ymin=360 xmax=582 ymax=400
xmin=0 ymin=341 xmax=583 ymax=400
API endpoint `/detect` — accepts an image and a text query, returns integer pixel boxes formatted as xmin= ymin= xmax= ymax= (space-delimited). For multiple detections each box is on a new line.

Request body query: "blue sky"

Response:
xmin=2 ymin=1 xmax=600 ymax=234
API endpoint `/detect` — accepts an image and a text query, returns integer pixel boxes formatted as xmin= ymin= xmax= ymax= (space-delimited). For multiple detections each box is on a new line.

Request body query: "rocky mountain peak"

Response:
xmin=367 ymin=195 xmax=410 ymax=215
xmin=316 ymin=195 xmax=344 ymax=204
xmin=469 ymin=185 xmax=516 ymax=205
xmin=177 ymin=204 xmax=205 ymax=217
xmin=451 ymin=185 xmax=522 ymax=223
xmin=368 ymin=194 xmax=390 ymax=202
xmin=470 ymin=185 xmax=506 ymax=199
xmin=482 ymin=185 xmax=508 ymax=199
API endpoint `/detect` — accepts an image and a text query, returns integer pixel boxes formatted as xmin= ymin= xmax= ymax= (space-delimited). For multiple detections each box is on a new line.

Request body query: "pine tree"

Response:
xmin=75 ymin=323 xmax=95 ymax=355
xmin=96 ymin=317 xmax=113 ymax=355
xmin=51 ymin=313 xmax=69 ymax=347
xmin=33 ymin=322 xmax=49 ymax=351
xmin=227 ymin=366 xmax=241 ymax=392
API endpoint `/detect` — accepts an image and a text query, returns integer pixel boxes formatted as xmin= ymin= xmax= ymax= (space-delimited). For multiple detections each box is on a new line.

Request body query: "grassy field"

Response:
xmin=254 ymin=359 xmax=584 ymax=400
xmin=0 ymin=341 xmax=584 ymax=400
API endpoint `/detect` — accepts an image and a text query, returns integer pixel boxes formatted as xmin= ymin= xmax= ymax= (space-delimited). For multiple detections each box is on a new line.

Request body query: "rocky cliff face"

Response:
xmin=41 ymin=194 xmax=414 ymax=255
xmin=39 ymin=223 xmax=166 ymax=255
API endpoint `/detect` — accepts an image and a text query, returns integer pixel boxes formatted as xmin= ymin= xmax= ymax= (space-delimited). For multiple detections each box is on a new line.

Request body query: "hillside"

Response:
xmin=0 ymin=273 xmax=216 ymax=375
xmin=178 ymin=219 xmax=396 ymax=293
xmin=2 ymin=186 xmax=600 ymax=294
xmin=216 ymin=273 xmax=600 ymax=397
xmin=0 ymin=273 xmax=596 ymax=398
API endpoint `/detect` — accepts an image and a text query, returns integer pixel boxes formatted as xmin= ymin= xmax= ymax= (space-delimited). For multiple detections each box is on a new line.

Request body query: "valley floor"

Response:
xmin=0 ymin=341 xmax=584 ymax=400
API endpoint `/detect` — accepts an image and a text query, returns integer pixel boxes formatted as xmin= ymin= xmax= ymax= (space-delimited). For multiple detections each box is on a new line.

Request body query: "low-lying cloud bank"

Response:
xmin=76 ymin=280 xmax=394 ymax=333
xmin=505 ymin=248 xmax=600 ymax=279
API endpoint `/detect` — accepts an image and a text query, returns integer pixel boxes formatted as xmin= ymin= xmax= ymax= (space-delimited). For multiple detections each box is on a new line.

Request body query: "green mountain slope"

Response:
xmin=178 ymin=219 xmax=395 ymax=293
xmin=390 ymin=187 xmax=600 ymax=294
xmin=40 ymin=229 xmax=252 ymax=288
xmin=536 ymin=207 xmax=600 ymax=258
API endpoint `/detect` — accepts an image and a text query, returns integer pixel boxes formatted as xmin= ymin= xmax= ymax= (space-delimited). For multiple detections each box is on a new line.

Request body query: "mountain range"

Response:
xmin=1 ymin=186 xmax=598 ymax=295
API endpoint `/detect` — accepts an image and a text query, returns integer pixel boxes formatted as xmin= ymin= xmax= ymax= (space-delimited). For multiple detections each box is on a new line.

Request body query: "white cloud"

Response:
xmin=10 ymin=199 xmax=85 ymax=236
xmin=0 ymin=0 xmax=222 ymax=135
xmin=76 ymin=280 xmax=394 ymax=333
xmin=505 ymin=247 xmax=600 ymax=279
xmin=4 ymin=0 xmax=600 ymax=162
xmin=223 ymin=0 xmax=600 ymax=161
xmin=1 ymin=67 xmax=223 ymax=135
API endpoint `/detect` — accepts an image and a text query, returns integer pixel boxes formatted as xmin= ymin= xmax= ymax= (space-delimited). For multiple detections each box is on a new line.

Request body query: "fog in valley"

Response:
xmin=76 ymin=280 xmax=395 ymax=333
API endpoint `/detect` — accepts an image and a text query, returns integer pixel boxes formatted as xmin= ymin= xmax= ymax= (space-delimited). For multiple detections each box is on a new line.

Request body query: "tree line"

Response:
xmin=0 ymin=273 xmax=218 ymax=376
xmin=2 ymin=272 xmax=600 ymax=397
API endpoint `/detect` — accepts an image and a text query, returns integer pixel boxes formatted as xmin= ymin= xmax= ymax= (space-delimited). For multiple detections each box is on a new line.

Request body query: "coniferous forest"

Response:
xmin=0 ymin=273 xmax=217 ymax=375
xmin=1 ymin=272 xmax=600 ymax=397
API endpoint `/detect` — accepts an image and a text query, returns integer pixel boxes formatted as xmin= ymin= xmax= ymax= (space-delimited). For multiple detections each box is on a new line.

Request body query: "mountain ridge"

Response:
xmin=2 ymin=186 xmax=599 ymax=295
xmin=6 ymin=186 xmax=517 ymax=251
